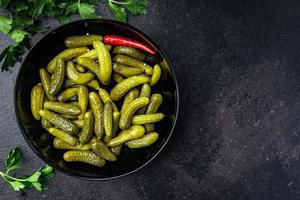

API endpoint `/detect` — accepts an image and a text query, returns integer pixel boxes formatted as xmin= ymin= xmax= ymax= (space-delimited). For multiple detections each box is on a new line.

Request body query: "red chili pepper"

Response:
xmin=103 ymin=35 xmax=156 ymax=55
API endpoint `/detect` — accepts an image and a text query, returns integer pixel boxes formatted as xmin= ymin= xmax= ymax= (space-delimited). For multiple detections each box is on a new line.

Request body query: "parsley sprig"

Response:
xmin=0 ymin=0 xmax=149 ymax=71
xmin=0 ymin=148 xmax=55 ymax=191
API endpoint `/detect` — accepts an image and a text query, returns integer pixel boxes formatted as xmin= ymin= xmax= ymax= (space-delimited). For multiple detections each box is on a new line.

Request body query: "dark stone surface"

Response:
xmin=1 ymin=0 xmax=300 ymax=199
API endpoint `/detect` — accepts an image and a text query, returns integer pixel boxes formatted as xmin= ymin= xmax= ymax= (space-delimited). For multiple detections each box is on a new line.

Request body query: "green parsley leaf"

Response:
xmin=26 ymin=171 xmax=41 ymax=182
xmin=0 ymin=44 xmax=24 ymax=71
xmin=6 ymin=148 xmax=22 ymax=172
xmin=78 ymin=3 xmax=100 ymax=19
xmin=0 ymin=15 xmax=12 ymax=34
xmin=124 ymin=0 xmax=148 ymax=15
xmin=108 ymin=1 xmax=127 ymax=22
xmin=15 ymin=2 xmax=29 ymax=13
xmin=0 ymin=148 xmax=55 ymax=192
xmin=10 ymin=29 xmax=29 ymax=43
xmin=9 ymin=181 xmax=26 ymax=191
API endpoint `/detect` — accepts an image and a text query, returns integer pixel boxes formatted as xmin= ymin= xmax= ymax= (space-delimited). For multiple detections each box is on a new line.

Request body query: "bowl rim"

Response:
xmin=14 ymin=19 xmax=180 ymax=181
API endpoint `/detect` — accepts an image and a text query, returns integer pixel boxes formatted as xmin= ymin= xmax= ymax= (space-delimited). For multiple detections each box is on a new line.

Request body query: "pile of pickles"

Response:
xmin=30 ymin=35 xmax=164 ymax=167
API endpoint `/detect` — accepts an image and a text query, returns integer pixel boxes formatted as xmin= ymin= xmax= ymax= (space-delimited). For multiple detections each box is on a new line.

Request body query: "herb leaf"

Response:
xmin=108 ymin=1 xmax=126 ymax=22
xmin=124 ymin=0 xmax=148 ymax=15
xmin=1 ymin=148 xmax=55 ymax=192
xmin=6 ymin=148 xmax=22 ymax=172
xmin=0 ymin=15 xmax=12 ymax=33
xmin=78 ymin=3 xmax=100 ymax=19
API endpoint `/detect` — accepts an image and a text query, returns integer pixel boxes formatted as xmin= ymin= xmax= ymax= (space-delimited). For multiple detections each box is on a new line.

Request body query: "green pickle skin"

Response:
xmin=79 ymin=112 xmax=94 ymax=144
xmin=126 ymin=132 xmax=159 ymax=148
xmin=48 ymin=127 xmax=78 ymax=146
xmin=76 ymin=57 xmax=102 ymax=81
xmin=113 ymin=46 xmax=146 ymax=61
xmin=111 ymin=145 xmax=123 ymax=156
xmin=93 ymin=41 xmax=112 ymax=85
xmin=50 ymin=58 xmax=65 ymax=95
xmin=78 ymin=85 xmax=89 ymax=120
xmin=75 ymin=63 xmax=86 ymax=73
xmin=132 ymin=113 xmax=165 ymax=124
xmin=64 ymin=35 xmax=103 ymax=48
xmin=53 ymin=138 xmax=91 ymax=150
xmin=113 ymin=54 xmax=153 ymax=75
xmin=89 ymin=92 xmax=105 ymax=139
xmin=66 ymin=61 xmax=94 ymax=84
xmin=107 ymin=125 xmax=145 ymax=147
xmin=137 ymin=84 xmax=151 ymax=114
xmin=39 ymin=68 xmax=56 ymax=101
xmin=112 ymin=63 xmax=144 ymax=77
xmin=47 ymin=47 xmax=88 ymax=73
xmin=98 ymin=88 xmax=119 ymax=112
xmin=110 ymin=75 xmax=149 ymax=101
xmin=86 ymin=79 xmax=100 ymax=90
xmin=57 ymin=87 xmax=79 ymax=102
xmin=39 ymin=110 xmax=79 ymax=135
xmin=145 ymin=93 xmax=163 ymax=132
xmin=149 ymin=64 xmax=161 ymax=86
xmin=31 ymin=84 xmax=45 ymax=120
xmin=119 ymin=97 xmax=149 ymax=130
xmin=121 ymin=88 xmax=140 ymax=113
xmin=63 ymin=150 xmax=106 ymax=167
xmin=103 ymin=102 xmax=113 ymax=137
xmin=90 ymin=138 xmax=117 ymax=161
xmin=44 ymin=101 xmax=81 ymax=115
xmin=113 ymin=73 xmax=124 ymax=83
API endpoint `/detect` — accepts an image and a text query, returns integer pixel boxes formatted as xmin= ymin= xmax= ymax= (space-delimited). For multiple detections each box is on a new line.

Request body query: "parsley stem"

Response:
xmin=109 ymin=0 xmax=129 ymax=5
xmin=1 ymin=172 xmax=27 ymax=182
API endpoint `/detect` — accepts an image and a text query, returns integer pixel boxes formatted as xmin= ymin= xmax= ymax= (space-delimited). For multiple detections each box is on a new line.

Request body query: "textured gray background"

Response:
xmin=1 ymin=0 xmax=300 ymax=199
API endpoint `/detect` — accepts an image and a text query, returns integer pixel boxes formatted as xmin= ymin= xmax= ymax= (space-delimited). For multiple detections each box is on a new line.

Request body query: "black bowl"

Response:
xmin=15 ymin=19 xmax=179 ymax=180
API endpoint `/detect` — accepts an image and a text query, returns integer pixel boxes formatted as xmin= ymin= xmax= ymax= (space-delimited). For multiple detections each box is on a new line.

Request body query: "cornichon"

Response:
xmin=86 ymin=79 xmax=100 ymax=90
xmin=110 ymin=75 xmax=149 ymax=101
xmin=39 ymin=68 xmax=56 ymax=101
xmin=50 ymin=58 xmax=65 ymax=95
xmin=112 ymin=63 xmax=144 ymax=77
xmin=107 ymin=125 xmax=145 ymax=147
xmin=79 ymin=112 xmax=94 ymax=144
xmin=113 ymin=46 xmax=146 ymax=61
xmin=78 ymin=86 xmax=89 ymax=120
xmin=104 ymin=111 xmax=121 ymax=143
xmin=121 ymin=88 xmax=140 ymax=113
xmin=31 ymin=84 xmax=45 ymax=120
xmin=39 ymin=110 xmax=79 ymax=135
xmin=98 ymin=88 xmax=119 ymax=112
xmin=113 ymin=54 xmax=153 ymax=75
xmin=64 ymin=35 xmax=103 ymax=48
xmin=77 ymin=45 xmax=112 ymax=60
xmin=90 ymin=138 xmax=116 ymax=161
xmin=57 ymin=87 xmax=78 ymax=102
xmin=66 ymin=61 xmax=94 ymax=84
xmin=61 ymin=114 xmax=78 ymax=120
xmin=63 ymin=150 xmax=106 ymax=167
xmin=76 ymin=57 xmax=101 ymax=81
xmin=53 ymin=138 xmax=91 ymax=150
xmin=73 ymin=119 xmax=84 ymax=128
xmin=145 ymin=93 xmax=163 ymax=132
xmin=47 ymin=47 xmax=88 ymax=73
xmin=132 ymin=113 xmax=165 ymax=124
xmin=75 ymin=63 xmax=86 ymax=73
xmin=113 ymin=73 xmax=124 ymax=83
xmin=126 ymin=132 xmax=159 ymax=148
xmin=48 ymin=127 xmax=78 ymax=146
xmin=44 ymin=101 xmax=81 ymax=115
xmin=149 ymin=64 xmax=161 ymax=86
xmin=42 ymin=117 xmax=52 ymax=129
xmin=89 ymin=92 xmax=105 ymax=139
xmin=137 ymin=84 xmax=151 ymax=114
xmin=93 ymin=41 xmax=112 ymax=85
xmin=111 ymin=145 xmax=123 ymax=156
xmin=103 ymin=102 xmax=113 ymax=137
xmin=63 ymin=79 xmax=77 ymax=89
xmin=119 ymin=97 xmax=149 ymax=129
